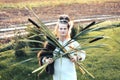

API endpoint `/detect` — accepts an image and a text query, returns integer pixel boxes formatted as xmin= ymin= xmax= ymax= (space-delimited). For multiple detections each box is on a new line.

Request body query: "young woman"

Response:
xmin=37 ymin=14 xmax=86 ymax=80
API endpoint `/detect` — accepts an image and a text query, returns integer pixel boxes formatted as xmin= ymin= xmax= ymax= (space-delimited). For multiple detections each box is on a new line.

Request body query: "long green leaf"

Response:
xmin=29 ymin=48 xmax=46 ymax=50
xmin=76 ymin=62 xmax=95 ymax=78
xmin=38 ymin=67 xmax=46 ymax=77
xmin=19 ymin=39 xmax=44 ymax=44
xmin=62 ymin=44 xmax=106 ymax=56
xmin=12 ymin=58 xmax=33 ymax=66
xmin=32 ymin=63 xmax=48 ymax=73
xmin=92 ymin=24 xmax=120 ymax=31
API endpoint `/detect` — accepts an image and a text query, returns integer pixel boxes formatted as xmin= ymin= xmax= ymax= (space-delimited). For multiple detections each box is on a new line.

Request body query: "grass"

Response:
xmin=0 ymin=20 xmax=120 ymax=80
xmin=77 ymin=27 xmax=120 ymax=80
xmin=0 ymin=0 xmax=119 ymax=9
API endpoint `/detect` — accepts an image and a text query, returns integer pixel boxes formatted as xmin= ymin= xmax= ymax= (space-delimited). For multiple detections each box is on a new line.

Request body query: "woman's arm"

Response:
xmin=37 ymin=42 xmax=56 ymax=65
xmin=69 ymin=41 xmax=86 ymax=62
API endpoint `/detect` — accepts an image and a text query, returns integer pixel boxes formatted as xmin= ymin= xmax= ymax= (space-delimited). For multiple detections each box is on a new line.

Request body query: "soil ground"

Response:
xmin=0 ymin=0 xmax=120 ymax=44
xmin=0 ymin=1 xmax=120 ymax=28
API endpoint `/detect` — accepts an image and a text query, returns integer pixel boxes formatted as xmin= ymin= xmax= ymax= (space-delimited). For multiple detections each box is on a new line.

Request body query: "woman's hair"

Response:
xmin=54 ymin=14 xmax=74 ymax=39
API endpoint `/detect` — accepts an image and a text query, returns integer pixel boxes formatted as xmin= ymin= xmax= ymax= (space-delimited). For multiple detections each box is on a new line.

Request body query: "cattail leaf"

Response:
xmin=12 ymin=58 xmax=33 ymax=66
xmin=76 ymin=44 xmax=105 ymax=50
xmin=76 ymin=35 xmax=103 ymax=40
xmin=32 ymin=63 xmax=48 ymax=73
xmin=18 ymin=58 xmax=33 ymax=64
xmin=92 ymin=25 xmax=120 ymax=31
xmin=63 ymin=44 xmax=106 ymax=55
xmin=76 ymin=62 xmax=95 ymax=78
xmin=73 ymin=28 xmax=95 ymax=40
xmin=76 ymin=62 xmax=86 ymax=75
xmin=28 ymin=34 xmax=44 ymax=38
xmin=95 ymin=20 xmax=105 ymax=25
xmin=78 ymin=66 xmax=86 ymax=75
xmin=29 ymin=48 xmax=46 ymax=50
xmin=38 ymin=67 xmax=46 ymax=77
xmin=19 ymin=39 xmax=44 ymax=44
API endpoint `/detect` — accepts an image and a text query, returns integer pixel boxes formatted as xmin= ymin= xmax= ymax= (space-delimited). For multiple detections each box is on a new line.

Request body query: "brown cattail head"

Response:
xmin=89 ymin=36 xmax=104 ymax=43
xmin=28 ymin=18 xmax=40 ymax=28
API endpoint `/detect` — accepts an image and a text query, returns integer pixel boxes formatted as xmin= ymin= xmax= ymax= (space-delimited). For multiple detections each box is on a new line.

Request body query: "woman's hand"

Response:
xmin=43 ymin=57 xmax=53 ymax=64
xmin=70 ymin=55 xmax=82 ymax=62
xmin=70 ymin=56 xmax=77 ymax=62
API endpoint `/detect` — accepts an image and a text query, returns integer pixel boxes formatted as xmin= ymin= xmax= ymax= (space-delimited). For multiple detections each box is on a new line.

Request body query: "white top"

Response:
xmin=53 ymin=39 xmax=86 ymax=80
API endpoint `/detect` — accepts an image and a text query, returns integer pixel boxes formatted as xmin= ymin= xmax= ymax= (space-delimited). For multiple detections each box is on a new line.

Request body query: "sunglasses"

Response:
xmin=59 ymin=16 xmax=70 ymax=24
xmin=59 ymin=16 xmax=70 ymax=21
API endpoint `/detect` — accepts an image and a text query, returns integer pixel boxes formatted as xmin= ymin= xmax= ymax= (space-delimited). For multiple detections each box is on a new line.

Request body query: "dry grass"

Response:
xmin=0 ymin=0 xmax=119 ymax=28
xmin=0 ymin=0 xmax=119 ymax=9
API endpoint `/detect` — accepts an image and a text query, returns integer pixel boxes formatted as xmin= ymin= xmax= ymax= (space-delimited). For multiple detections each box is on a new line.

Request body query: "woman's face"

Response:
xmin=58 ymin=23 xmax=69 ymax=37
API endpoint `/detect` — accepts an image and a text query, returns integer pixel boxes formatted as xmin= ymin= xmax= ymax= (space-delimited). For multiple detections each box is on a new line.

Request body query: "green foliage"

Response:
xmin=0 ymin=18 xmax=120 ymax=80
xmin=14 ymin=49 xmax=26 ymax=57
xmin=0 ymin=42 xmax=14 ymax=52
xmin=0 ymin=26 xmax=120 ymax=80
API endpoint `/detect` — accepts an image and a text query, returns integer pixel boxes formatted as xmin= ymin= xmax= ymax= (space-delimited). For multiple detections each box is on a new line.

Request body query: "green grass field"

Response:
xmin=0 ymin=21 xmax=120 ymax=80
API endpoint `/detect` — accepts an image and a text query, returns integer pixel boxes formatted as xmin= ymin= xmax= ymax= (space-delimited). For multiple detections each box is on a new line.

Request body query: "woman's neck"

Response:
xmin=59 ymin=36 xmax=67 ymax=42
